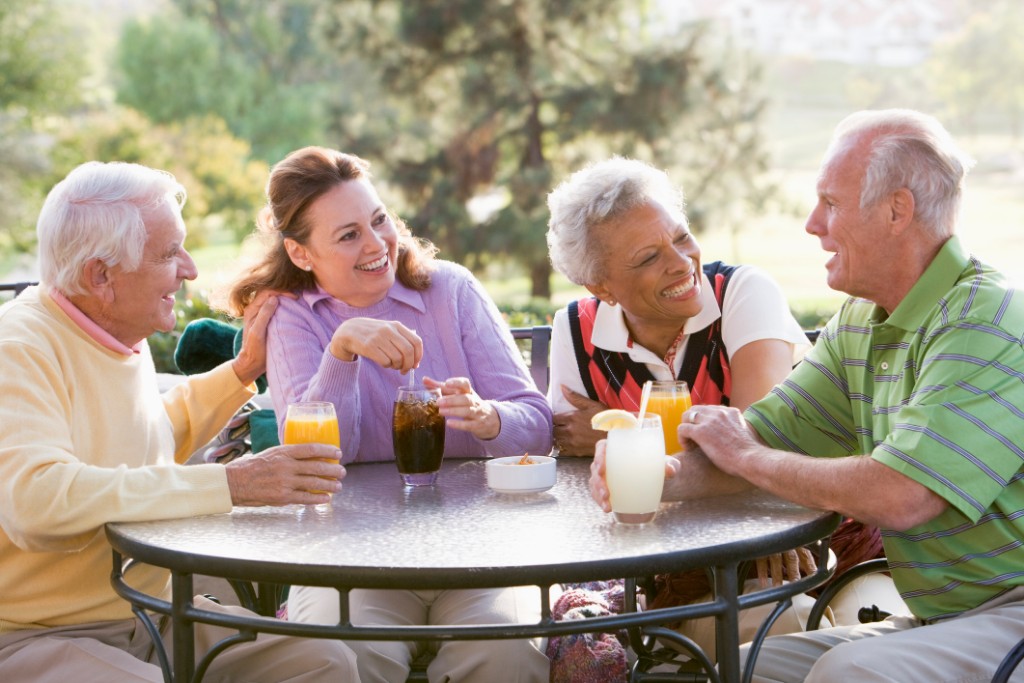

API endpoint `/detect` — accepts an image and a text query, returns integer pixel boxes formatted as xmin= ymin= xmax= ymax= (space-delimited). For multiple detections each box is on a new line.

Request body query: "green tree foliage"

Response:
xmin=117 ymin=1 xmax=334 ymax=163
xmin=929 ymin=0 xmax=1024 ymax=137
xmin=316 ymin=0 xmax=773 ymax=298
xmin=0 ymin=0 xmax=87 ymax=253
xmin=45 ymin=109 xmax=268 ymax=246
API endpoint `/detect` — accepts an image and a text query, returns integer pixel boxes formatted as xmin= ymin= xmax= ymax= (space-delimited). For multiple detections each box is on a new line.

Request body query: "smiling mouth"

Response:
xmin=660 ymin=271 xmax=697 ymax=298
xmin=355 ymin=254 xmax=389 ymax=272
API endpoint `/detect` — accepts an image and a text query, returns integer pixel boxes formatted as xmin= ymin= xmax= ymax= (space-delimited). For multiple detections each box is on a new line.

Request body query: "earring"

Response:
xmin=304 ymin=265 xmax=312 ymax=272
xmin=606 ymin=299 xmax=616 ymax=306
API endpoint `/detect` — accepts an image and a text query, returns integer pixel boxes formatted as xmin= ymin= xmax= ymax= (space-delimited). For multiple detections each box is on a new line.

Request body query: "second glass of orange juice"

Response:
xmin=646 ymin=381 xmax=692 ymax=453
xmin=284 ymin=401 xmax=340 ymax=494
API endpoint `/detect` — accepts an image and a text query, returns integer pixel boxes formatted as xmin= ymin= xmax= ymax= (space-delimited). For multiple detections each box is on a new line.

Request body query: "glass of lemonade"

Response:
xmin=392 ymin=385 xmax=446 ymax=486
xmin=283 ymin=401 xmax=341 ymax=495
xmin=605 ymin=412 xmax=667 ymax=524
xmin=646 ymin=380 xmax=692 ymax=454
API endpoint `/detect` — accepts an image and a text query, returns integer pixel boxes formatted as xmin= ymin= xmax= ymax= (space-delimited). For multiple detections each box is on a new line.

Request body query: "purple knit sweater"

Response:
xmin=266 ymin=260 xmax=553 ymax=463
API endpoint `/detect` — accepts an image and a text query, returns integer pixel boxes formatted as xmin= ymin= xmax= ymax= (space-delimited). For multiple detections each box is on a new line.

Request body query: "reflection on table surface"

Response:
xmin=108 ymin=457 xmax=837 ymax=591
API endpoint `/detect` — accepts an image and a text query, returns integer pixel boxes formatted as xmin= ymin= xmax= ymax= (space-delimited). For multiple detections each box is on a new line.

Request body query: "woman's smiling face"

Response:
xmin=286 ymin=178 xmax=399 ymax=307
xmin=587 ymin=200 xmax=703 ymax=333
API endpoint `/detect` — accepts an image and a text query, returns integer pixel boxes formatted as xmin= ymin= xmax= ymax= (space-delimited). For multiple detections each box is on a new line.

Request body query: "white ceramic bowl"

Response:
xmin=485 ymin=455 xmax=557 ymax=494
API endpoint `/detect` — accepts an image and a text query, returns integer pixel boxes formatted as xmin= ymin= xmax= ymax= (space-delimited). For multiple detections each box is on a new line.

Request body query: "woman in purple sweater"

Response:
xmin=227 ymin=146 xmax=552 ymax=683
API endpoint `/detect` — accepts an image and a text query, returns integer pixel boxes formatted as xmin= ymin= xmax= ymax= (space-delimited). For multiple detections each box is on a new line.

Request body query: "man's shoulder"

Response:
xmin=948 ymin=257 xmax=1024 ymax=328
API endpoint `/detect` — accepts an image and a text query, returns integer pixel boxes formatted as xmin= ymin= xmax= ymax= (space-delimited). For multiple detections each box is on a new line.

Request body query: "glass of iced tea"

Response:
xmin=283 ymin=401 xmax=340 ymax=495
xmin=392 ymin=384 xmax=445 ymax=486
xmin=646 ymin=380 xmax=692 ymax=454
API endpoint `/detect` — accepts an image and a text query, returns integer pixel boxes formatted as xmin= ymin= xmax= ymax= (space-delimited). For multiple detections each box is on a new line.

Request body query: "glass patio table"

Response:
xmin=107 ymin=457 xmax=839 ymax=683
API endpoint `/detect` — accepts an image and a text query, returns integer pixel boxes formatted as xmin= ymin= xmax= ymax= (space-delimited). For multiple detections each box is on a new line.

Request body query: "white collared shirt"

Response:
xmin=548 ymin=265 xmax=810 ymax=413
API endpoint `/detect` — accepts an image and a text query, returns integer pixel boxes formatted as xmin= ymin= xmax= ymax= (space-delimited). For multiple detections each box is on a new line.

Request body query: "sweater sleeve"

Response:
xmin=265 ymin=297 xmax=364 ymax=462
xmin=0 ymin=341 xmax=232 ymax=553
xmin=161 ymin=360 xmax=256 ymax=463
xmin=454 ymin=271 xmax=553 ymax=456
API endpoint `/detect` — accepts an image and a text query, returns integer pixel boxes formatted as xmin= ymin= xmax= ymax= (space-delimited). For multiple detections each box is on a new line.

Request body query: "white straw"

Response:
xmin=408 ymin=368 xmax=415 ymax=388
xmin=636 ymin=380 xmax=653 ymax=429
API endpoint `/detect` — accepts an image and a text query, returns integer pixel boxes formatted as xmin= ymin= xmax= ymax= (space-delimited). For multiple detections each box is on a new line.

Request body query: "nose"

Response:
xmin=671 ymin=236 xmax=699 ymax=273
xmin=179 ymin=248 xmax=198 ymax=281
xmin=805 ymin=203 xmax=825 ymax=236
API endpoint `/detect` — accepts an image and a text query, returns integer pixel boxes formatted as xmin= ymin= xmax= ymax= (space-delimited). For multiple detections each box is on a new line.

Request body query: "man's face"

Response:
xmin=104 ymin=201 xmax=197 ymax=346
xmin=805 ymin=137 xmax=893 ymax=302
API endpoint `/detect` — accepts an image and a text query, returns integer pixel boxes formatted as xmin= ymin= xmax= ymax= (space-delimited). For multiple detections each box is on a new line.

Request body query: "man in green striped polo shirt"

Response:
xmin=599 ymin=109 xmax=1024 ymax=681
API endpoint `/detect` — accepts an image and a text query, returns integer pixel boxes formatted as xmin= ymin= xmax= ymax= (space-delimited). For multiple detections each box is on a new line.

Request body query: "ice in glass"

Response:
xmin=605 ymin=413 xmax=666 ymax=524
xmin=392 ymin=385 xmax=445 ymax=486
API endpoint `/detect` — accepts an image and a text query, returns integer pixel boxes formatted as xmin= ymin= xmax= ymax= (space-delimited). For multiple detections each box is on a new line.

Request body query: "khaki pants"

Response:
xmin=740 ymin=586 xmax=1024 ymax=682
xmin=288 ymin=584 xmax=550 ymax=683
xmin=0 ymin=595 xmax=359 ymax=683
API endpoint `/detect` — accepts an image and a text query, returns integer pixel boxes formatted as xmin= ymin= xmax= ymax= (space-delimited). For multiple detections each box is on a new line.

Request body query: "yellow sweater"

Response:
xmin=0 ymin=287 xmax=252 ymax=633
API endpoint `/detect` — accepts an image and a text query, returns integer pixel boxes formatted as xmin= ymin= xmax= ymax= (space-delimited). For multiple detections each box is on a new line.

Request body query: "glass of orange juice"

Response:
xmin=646 ymin=381 xmax=692 ymax=453
xmin=283 ymin=401 xmax=340 ymax=494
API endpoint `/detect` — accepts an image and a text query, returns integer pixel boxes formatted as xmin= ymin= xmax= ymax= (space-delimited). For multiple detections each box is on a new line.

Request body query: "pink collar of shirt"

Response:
xmin=49 ymin=289 xmax=142 ymax=356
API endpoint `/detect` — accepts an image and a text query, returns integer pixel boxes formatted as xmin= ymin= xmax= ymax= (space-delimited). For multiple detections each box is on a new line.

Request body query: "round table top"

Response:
xmin=107 ymin=458 xmax=839 ymax=589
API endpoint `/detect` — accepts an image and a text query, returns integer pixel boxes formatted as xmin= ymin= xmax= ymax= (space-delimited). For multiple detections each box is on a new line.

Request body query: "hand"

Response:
xmin=553 ymin=386 xmax=605 ymax=456
xmin=232 ymin=291 xmax=284 ymax=386
xmin=755 ymin=548 xmax=818 ymax=587
xmin=329 ymin=318 xmax=423 ymax=373
xmin=424 ymin=376 xmax=500 ymax=440
xmin=676 ymin=405 xmax=761 ymax=477
xmin=224 ymin=443 xmax=346 ymax=506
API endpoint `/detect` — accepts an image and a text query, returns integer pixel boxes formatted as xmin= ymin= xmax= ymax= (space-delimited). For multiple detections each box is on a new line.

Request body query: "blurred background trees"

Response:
xmin=2 ymin=0 xmax=1023 ymax=317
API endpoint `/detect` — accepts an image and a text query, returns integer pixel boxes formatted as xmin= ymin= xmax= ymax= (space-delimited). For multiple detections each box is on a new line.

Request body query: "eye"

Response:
xmin=339 ymin=230 xmax=358 ymax=242
xmin=372 ymin=212 xmax=389 ymax=227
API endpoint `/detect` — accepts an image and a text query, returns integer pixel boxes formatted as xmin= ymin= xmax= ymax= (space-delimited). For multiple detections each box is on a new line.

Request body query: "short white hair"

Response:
xmin=546 ymin=156 xmax=686 ymax=285
xmin=37 ymin=161 xmax=186 ymax=296
xmin=827 ymin=109 xmax=974 ymax=239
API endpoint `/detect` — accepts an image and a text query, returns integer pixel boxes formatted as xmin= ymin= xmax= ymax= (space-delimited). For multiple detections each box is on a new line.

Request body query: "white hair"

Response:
xmin=827 ymin=109 xmax=975 ymax=239
xmin=546 ymin=156 xmax=686 ymax=285
xmin=36 ymin=161 xmax=186 ymax=296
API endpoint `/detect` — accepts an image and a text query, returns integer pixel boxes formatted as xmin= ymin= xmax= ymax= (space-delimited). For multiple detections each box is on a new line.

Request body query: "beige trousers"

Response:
xmin=0 ymin=595 xmax=359 ymax=683
xmin=288 ymin=584 xmax=550 ymax=683
xmin=740 ymin=586 xmax=1024 ymax=682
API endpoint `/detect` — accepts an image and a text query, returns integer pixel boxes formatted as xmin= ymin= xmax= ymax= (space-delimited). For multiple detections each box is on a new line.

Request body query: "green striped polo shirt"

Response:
xmin=746 ymin=236 xmax=1024 ymax=620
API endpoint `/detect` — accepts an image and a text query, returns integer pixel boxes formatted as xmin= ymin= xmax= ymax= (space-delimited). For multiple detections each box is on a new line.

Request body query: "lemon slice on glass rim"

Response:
xmin=591 ymin=409 xmax=639 ymax=431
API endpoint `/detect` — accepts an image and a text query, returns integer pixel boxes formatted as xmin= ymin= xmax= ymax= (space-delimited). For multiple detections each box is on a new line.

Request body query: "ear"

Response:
xmin=889 ymin=188 xmax=916 ymax=235
xmin=283 ymin=238 xmax=312 ymax=272
xmin=81 ymin=258 xmax=115 ymax=303
xmin=585 ymin=282 xmax=615 ymax=306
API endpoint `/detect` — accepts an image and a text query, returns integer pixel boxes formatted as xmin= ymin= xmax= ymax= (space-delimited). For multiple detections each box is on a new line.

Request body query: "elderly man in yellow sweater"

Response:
xmin=0 ymin=161 xmax=359 ymax=682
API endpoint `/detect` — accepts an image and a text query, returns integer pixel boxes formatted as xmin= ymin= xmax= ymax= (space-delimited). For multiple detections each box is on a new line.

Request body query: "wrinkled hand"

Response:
xmin=589 ymin=440 xmax=679 ymax=513
xmin=755 ymin=548 xmax=818 ymax=587
xmin=329 ymin=318 xmax=422 ymax=373
xmin=553 ymin=387 xmax=605 ymax=456
xmin=676 ymin=405 xmax=761 ymax=476
xmin=225 ymin=443 xmax=345 ymax=506
xmin=424 ymin=376 xmax=500 ymax=440
xmin=232 ymin=291 xmax=283 ymax=386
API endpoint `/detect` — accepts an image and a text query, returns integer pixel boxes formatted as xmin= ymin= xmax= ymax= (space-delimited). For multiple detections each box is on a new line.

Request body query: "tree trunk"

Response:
xmin=529 ymin=258 xmax=551 ymax=300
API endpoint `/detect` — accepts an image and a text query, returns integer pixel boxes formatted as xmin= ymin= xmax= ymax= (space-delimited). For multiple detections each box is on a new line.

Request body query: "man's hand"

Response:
xmin=224 ymin=443 xmax=345 ymax=506
xmin=553 ymin=386 xmax=605 ymax=456
xmin=232 ymin=291 xmax=286 ymax=386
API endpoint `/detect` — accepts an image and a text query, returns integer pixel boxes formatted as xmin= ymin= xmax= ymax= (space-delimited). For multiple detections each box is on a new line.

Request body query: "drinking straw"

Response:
xmin=636 ymin=380 xmax=653 ymax=429
xmin=408 ymin=368 xmax=415 ymax=388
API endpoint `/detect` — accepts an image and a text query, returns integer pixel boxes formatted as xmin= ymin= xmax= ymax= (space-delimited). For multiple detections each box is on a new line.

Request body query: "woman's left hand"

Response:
xmin=423 ymin=376 xmax=501 ymax=441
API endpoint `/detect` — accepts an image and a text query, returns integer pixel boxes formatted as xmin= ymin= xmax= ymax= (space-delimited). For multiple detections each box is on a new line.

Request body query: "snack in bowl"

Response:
xmin=486 ymin=455 xmax=557 ymax=494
